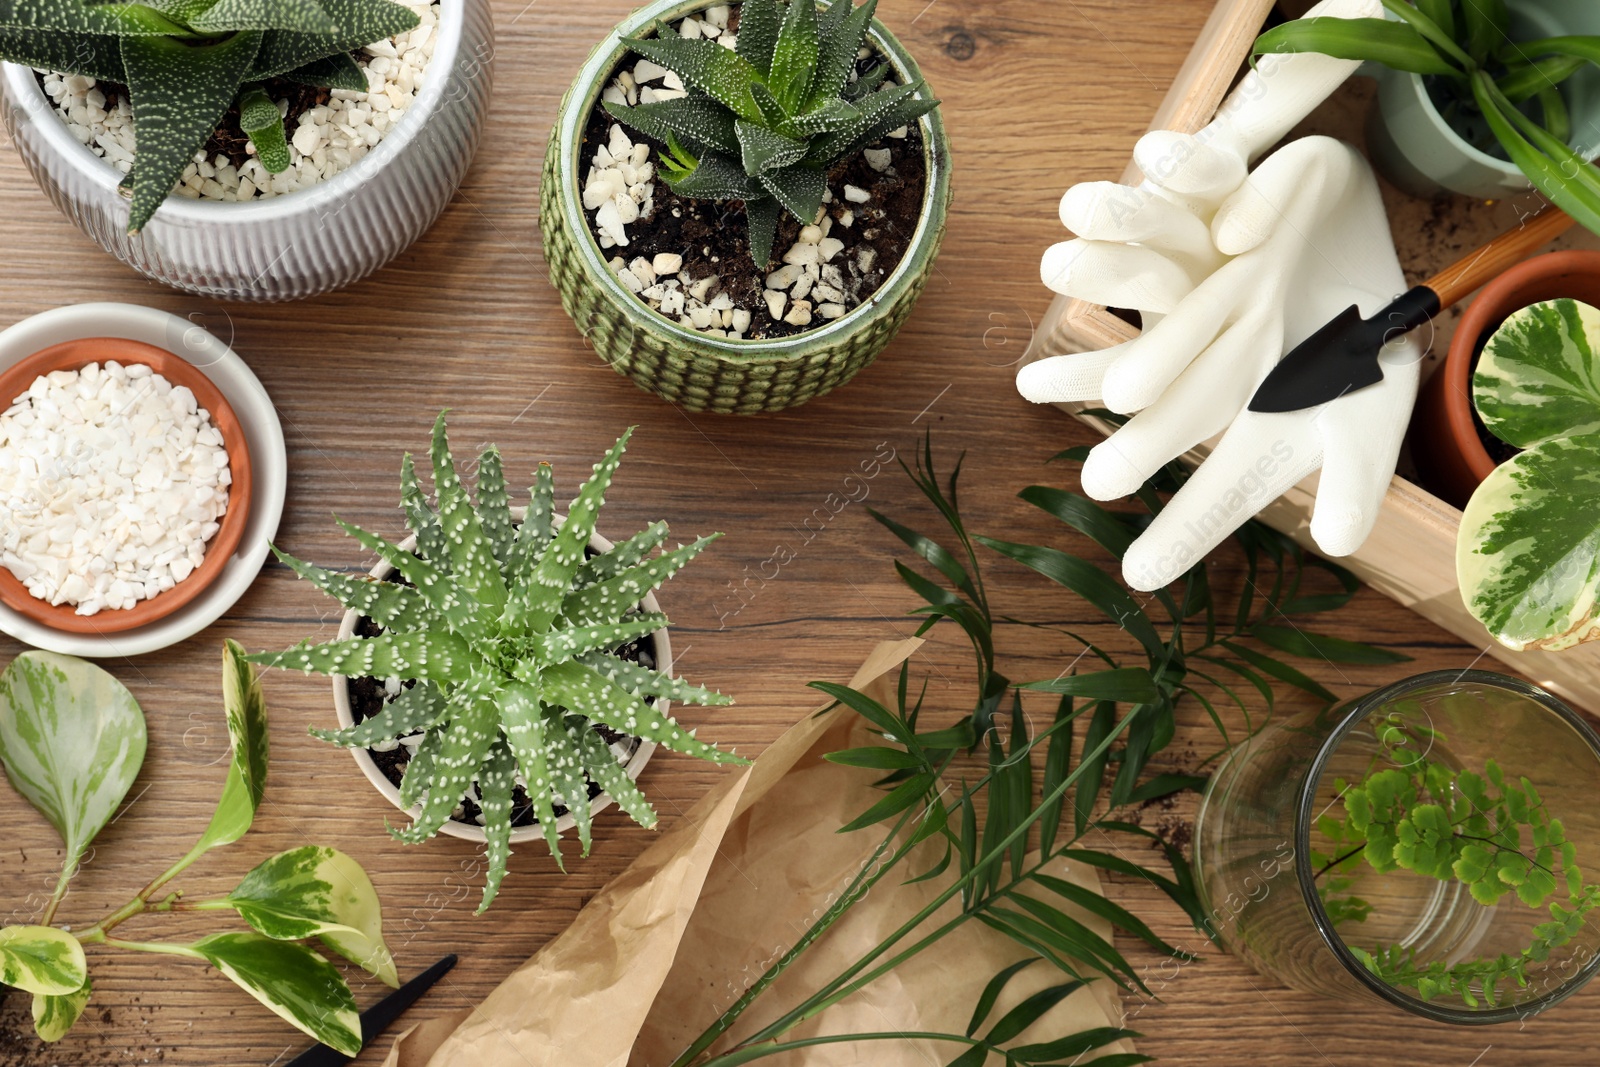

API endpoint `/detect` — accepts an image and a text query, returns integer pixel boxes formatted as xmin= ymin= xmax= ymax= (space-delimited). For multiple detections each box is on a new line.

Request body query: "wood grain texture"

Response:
xmin=0 ymin=1 xmax=1595 ymax=1064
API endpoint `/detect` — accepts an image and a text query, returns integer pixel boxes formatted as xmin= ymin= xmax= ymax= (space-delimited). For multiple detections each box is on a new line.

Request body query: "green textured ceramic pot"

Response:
xmin=540 ymin=0 xmax=951 ymax=415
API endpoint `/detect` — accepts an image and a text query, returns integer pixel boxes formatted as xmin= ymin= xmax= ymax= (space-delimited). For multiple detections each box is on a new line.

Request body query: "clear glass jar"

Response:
xmin=1193 ymin=670 xmax=1600 ymax=1023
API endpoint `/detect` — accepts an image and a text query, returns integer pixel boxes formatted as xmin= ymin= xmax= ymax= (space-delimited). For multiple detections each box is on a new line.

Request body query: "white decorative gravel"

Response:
xmin=38 ymin=0 xmax=438 ymax=202
xmin=585 ymin=6 xmax=911 ymax=340
xmin=0 ymin=362 xmax=231 ymax=615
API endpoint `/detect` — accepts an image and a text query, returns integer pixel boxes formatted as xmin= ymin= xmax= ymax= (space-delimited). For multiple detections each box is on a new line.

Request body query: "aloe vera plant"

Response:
xmin=0 ymin=0 xmax=420 ymax=232
xmin=250 ymin=413 xmax=744 ymax=913
xmin=0 ymin=642 xmax=395 ymax=1053
xmin=1458 ymin=298 xmax=1600 ymax=651
xmin=1254 ymin=0 xmax=1600 ymax=236
xmin=604 ymin=0 xmax=939 ymax=267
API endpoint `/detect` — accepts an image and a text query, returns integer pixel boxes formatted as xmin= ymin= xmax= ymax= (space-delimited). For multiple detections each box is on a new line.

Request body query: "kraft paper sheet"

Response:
xmin=385 ymin=639 xmax=1131 ymax=1067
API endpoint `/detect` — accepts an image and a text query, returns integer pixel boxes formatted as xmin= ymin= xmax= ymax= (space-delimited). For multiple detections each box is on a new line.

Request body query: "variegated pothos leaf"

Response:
xmin=1459 ymin=432 xmax=1600 ymax=651
xmin=224 ymin=845 xmax=399 ymax=987
xmin=0 ymin=927 xmax=86 ymax=996
xmin=1475 ymin=298 xmax=1600 ymax=447
xmin=0 ymin=652 xmax=146 ymax=881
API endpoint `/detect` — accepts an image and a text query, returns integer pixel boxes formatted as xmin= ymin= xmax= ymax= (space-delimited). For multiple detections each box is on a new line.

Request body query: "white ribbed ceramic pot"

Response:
xmin=329 ymin=513 xmax=665 ymax=844
xmin=0 ymin=0 xmax=493 ymax=301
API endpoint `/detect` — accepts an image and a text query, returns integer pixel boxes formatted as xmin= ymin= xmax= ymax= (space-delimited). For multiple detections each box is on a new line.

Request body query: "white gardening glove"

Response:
xmin=1062 ymin=137 xmax=1418 ymax=590
xmin=1023 ymin=0 xmax=1382 ymax=403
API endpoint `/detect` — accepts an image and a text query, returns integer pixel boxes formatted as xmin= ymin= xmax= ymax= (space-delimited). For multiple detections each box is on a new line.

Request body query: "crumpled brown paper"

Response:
xmin=386 ymin=640 xmax=1132 ymax=1067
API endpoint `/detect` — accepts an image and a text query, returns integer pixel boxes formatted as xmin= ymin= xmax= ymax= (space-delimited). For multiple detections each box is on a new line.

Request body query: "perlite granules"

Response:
xmin=0 ymin=361 xmax=231 ymax=616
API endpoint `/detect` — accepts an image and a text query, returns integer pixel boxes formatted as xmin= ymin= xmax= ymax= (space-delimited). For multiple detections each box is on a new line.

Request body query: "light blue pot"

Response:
xmin=1366 ymin=0 xmax=1600 ymax=200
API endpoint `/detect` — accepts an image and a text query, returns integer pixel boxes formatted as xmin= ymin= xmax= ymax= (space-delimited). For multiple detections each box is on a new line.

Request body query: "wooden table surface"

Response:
xmin=1 ymin=1 xmax=1593 ymax=1064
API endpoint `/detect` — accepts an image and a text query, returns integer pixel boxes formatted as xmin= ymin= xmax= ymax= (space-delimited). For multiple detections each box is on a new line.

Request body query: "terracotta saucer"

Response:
xmin=0 ymin=337 xmax=254 ymax=634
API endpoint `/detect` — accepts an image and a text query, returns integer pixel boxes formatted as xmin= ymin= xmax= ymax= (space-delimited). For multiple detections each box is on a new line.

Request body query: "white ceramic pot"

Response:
xmin=329 ymin=513 xmax=665 ymax=844
xmin=0 ymin=0 xmax=494 ymax=301
xmin=1364 ymin=0 xmax=1600 ymax=200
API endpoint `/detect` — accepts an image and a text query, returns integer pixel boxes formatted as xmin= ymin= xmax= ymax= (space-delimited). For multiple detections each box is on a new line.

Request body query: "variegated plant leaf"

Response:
xmin=189 ymin=933 xmax=362 ymax=1056
xmin=0 ymin=926 xmax=86 ymax=996
xmin=221 ymin=845 xmax=399 ymax=987
xmin=191 ymin=640 xmax=270 ymax=854
xmin=1458 ymin=432 xmax=1600 ymax=651
xmin=1475 ymin=298 xmax=1600 ymax=448
xmin=0 ymin=652 xmax=146 ymax=888
xmin=31 ymin=975 xmax=91 ymax=1042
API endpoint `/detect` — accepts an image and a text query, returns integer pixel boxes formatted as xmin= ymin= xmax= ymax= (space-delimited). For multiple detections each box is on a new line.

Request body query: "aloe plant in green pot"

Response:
xmin=540 ymin=0 xmax=951 ymax=414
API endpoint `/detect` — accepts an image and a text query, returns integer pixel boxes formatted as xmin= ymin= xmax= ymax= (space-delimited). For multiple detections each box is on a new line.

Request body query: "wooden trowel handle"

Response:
xmin=1424 ymin=206 xmax=1576 ymax=308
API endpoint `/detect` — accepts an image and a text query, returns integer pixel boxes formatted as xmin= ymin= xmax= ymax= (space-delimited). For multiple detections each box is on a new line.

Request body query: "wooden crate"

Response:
xmin=1028 ymin=0 xmax=1600 ymax=710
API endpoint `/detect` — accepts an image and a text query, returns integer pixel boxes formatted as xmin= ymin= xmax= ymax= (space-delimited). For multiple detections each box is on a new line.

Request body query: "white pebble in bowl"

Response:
xmin=0 ymin=304 xmax=287 ymax=657
xmin=0 ymin=361 xmax=232 ymax=615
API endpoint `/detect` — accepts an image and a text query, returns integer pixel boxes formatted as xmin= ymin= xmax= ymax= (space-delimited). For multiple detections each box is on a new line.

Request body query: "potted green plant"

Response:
xmin=1254 ymin=0 xmax=1600 ymax=210
xmin=0 ymin=642 xmax=396 ymax=1053
xmin=249 ymin=413 xmax=746 ymax=913
xmin=540 ymin=0 xmax=951 ymax=414
xmin=0 ymin=0 xmax=494 ymax=299
xmin=1454 ymin=293 xmax=1600 ymax=651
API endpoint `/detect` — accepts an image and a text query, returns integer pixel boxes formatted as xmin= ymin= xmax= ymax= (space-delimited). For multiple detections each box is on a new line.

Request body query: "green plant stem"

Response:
xmin=666 ymin=805 xmax=927 ymax=1067
xmin=100 ymin=936 xmax=203 ymax=959
xmin=700 ymin=1030 xmax=1003 ymax=1067
xmin=75 ymin=892 xmax=184 ymax=944
xmin=714 ymin=708 xmax=1137 ymax=1059
xmin=39 ymin=865 xmax=75 ymax=926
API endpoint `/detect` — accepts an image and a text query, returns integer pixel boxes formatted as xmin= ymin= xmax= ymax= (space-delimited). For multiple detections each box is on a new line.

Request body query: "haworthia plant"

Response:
xmin=1460 ymin=299 xmax=1600 ymax=651
xmin=604 ymin=0 xmax=939 ymax=267
xmin=0 ymin=643 xmax=396 ymax=1053
xmin=251 ymin=412 xmax=745 ymax=913
xmin=0 ymin=0 xmax=419 ymax=232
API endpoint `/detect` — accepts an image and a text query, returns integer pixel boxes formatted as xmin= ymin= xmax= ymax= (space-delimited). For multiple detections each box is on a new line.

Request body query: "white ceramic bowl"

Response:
xmin=0 ymin=302 xmax=288 ymax=656
xmin=329 ymin=515 xmax=665 ymax=843
xmin=0 ymin=0 xmax=494 ymax=300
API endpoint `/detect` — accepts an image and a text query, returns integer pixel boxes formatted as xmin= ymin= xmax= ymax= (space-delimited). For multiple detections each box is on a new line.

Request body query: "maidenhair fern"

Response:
xmin=250 ymin=413 xmax=745 ymax=913
xmin=1316 ymin=715 xmax=1600 ymax=1008
xmin=0 ymin=0 xmax=419 ymax=231
xmin=604 ymin=0 xmax=939 ymax=267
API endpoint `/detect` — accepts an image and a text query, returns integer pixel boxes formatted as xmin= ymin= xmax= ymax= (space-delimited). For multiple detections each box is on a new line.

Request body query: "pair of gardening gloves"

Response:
xmin=1019 ymin=0 xmax=1421 ymax=592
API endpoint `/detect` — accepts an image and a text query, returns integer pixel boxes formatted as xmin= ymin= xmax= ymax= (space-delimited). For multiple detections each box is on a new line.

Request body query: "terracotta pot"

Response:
xmin=0 ymin=335 xmax=254 ymax=634
xmin=1410 ymin=251 xmax=1600 ymax=509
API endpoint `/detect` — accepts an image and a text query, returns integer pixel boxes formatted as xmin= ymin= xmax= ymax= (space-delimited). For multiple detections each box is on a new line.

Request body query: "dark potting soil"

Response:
xmin=37 ymin=71 xmax=335 ymax=171
xmin=345 ymin=553 xmax=650 ymax=831
xmin=1467 ymin=336 xmax=1524 ymax=467
xmin=581 ymin=46 xmax=929 ymax=341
